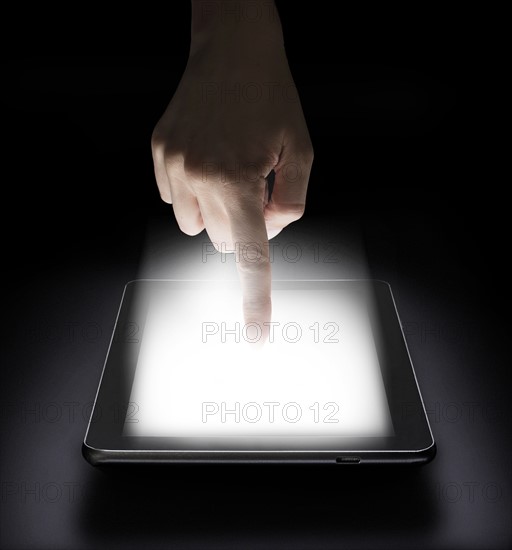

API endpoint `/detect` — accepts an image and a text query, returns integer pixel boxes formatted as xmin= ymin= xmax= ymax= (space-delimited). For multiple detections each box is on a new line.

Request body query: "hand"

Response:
xmin=151 ymin=0 xmax=313 ymax=343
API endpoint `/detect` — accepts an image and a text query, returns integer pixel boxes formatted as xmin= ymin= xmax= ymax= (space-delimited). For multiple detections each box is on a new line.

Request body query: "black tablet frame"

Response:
xmin=83 ymin=280 xmax=435 ymax=465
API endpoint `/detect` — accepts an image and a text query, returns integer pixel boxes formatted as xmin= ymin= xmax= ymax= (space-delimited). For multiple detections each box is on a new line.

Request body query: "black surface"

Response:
xmin=2 ymin=3 xmax=510 ymax=549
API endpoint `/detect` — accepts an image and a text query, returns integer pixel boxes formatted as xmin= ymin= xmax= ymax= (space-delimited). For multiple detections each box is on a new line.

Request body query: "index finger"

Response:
xmin=225 ymin=190 xmax=271 ymax=346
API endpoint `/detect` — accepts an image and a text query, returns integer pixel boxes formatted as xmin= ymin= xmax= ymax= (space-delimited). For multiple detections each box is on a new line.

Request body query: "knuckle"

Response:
xmin=300 ymin=143 xmax=314 ymax=167
xmin=306 ymin=147 xmax=314 ymax=166
xmin=151 ymin=130 xmax=183 ymax=170
xmin=173 ymin=209 xmax=202 ymax=236
xmin=159 ymin=192 xmax=172 ymax=204
xmin=177 ymin=221 xmax=201 ymax=236
xmin=183 ymin=153 xmax=209 ymax=182
xmin=151 ymin=127 xmax=166 ymax=151
xmin=292 ymin=138 xmax=314 ymax=168
xmin=184 ymin=152 xmax=271 ymax=187
xmin=276 ymin=203 xmax=306 ymax=222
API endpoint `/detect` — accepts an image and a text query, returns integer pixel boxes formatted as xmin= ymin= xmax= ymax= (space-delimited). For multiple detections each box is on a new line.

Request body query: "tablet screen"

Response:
xmin=123 ymin=286 xmax=394 ymax=438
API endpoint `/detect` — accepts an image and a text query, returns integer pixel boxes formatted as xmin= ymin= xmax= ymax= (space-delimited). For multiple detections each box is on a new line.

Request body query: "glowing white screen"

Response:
xmin=124 ymin=288 xmax=394 ymax=437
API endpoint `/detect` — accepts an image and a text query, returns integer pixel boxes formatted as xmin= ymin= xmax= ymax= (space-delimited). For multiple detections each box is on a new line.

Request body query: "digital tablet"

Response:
xmin=83 ymin=280 xmax=435 ymax=465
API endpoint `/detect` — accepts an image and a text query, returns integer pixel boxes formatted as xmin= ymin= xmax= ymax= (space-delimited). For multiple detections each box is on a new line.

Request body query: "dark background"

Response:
xmin=2 ymin=2 xmax=510 ymax=549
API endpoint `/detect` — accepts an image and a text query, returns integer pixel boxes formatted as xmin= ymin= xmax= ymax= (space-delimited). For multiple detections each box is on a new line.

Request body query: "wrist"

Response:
xmin=190 ymin=0 xmax=284 ymax=54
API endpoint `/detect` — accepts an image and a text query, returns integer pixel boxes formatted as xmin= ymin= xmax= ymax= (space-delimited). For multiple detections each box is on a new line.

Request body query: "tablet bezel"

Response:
xmin=83 ymin=280 xmax=435 ymax=465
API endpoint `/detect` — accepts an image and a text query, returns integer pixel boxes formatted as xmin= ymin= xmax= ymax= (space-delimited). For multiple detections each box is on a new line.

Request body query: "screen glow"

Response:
xmin=124 ymin=286 xmax=394 ymax=437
